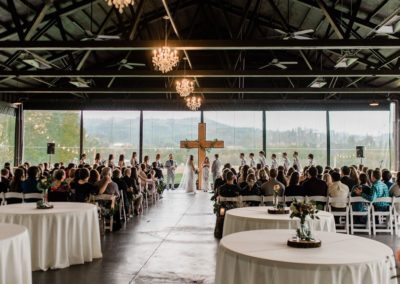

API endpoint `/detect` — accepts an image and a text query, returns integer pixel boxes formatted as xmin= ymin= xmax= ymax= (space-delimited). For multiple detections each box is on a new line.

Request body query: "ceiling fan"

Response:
xmin=259 ymin=58 xmax=298 ymax=70
xmin=107 ymin=59 xmax=146 ymax=69
xmin=274 ymin=28 xmax=314 ymax=40
xmin=72 ymin=20 xmax=120 ymax=41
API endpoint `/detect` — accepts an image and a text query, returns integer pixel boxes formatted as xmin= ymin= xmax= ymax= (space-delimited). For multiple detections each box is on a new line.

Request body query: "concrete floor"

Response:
xmin=32 ymin=191 xmax=400 ymax=284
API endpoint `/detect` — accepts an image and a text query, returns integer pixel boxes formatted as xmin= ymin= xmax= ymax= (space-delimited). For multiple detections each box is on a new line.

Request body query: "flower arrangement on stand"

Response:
xmin=268 ymin=185 xmax=289 ymax=214
xmin=288 ymin=199 xmax=321 ymax=248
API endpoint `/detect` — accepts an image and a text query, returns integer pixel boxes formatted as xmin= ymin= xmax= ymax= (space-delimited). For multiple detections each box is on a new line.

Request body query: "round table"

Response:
xmin=215 ymin=229 xmax=396 ymax=284
xmin=223 ymin=206 xmax=336 ymax=237
xmin=0 ymin=223 xmax=32 ymax=284
xmin=0 ymin=202 xmax=102 ymax=271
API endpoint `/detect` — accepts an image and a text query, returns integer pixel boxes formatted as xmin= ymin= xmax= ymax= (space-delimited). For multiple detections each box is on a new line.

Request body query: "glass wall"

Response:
xmin=330 ymin=111 xmax=392 ymax=169
xmin=0 ymin=113 xmax=15 ymax=166
xmin=204 ymin=111 xmax=263 ymax=168
xmin=83 ymin=111 xmax=140 ymax=165
xmin=266 ymin=111 xmax=327 ymax=168
xmin=143 ymin=111 xmax=200 ymax=182
xmin=24 ymin=110 xmax=81 ymax=164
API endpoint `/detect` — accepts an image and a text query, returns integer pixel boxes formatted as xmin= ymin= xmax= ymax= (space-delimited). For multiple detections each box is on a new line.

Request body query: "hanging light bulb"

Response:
xmin=176 ymin=78 xmax=195 ymax=97
xmin=185 ymin=95 xmax=201 ymax=111
xmin=152 ymin=16 xmax=179 ymax=73
xmin=106 ymin=0 xmax=134 ymax=14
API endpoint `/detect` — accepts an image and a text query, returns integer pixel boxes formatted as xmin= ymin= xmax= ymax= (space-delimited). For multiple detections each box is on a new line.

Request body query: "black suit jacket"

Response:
xmin=302 ymin=177 xmax=327 ymax=196
xmin=341 ymin=176 xmax=356 ymax=191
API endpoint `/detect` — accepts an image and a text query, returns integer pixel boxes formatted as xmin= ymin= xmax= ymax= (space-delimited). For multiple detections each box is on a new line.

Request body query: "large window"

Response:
xmin=266 ymin=111 xmax=327 ymax=168
xmin=24 ymin=111 xmax=81 ymax=164
xmin=204 ymin=111 xmax=263 ymax=168
xmin=330 ymin=111 xmax=392 ymax=169
xmin=0 ymin=113 xmax=15 ymax=165
xmin=83 ymin=111 xmax=140 ymax=165
xmin=143 ymin=111 xmax=200 ymax=181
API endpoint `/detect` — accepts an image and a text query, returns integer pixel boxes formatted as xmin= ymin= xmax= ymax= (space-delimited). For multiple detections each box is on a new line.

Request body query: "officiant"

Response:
xmin=165 ymin=154 xmax=177 ymax=190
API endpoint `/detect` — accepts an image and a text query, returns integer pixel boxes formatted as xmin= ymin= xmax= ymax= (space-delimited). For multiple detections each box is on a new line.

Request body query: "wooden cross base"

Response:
xmin=180 ymin=123 xmax=224 ymax=190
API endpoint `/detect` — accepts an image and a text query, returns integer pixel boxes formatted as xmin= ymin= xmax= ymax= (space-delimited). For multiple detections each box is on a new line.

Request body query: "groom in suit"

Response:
xmin=165 ymin=154 xmax=177 ymax=190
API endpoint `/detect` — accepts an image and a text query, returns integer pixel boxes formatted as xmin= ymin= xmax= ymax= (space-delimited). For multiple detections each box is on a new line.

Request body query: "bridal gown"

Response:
xmin=202 ymin=165 xmax=210 ymax=192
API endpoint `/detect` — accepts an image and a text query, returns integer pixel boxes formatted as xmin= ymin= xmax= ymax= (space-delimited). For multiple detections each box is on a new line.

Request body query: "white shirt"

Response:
xmin=240 ymin=158 xmax=247 ymax=167
xmin=271 ymin=159 xmax=278 ymax=169
xmin=293 ymin=157 xmax=301 ymax=171
xmin=328 ymin=181 xmax=349 ymax=208
xmin=249 ymin=158 xmax=256 ymax=168
xmin=283 ymin=157 xmax=290 ymax=171
xmin=259 ymin=156 xmax=266 ymax=168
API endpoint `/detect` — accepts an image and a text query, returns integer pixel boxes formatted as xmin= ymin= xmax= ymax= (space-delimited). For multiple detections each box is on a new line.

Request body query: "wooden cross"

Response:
xmin=180 ymin=123 xmax=224 ymax=190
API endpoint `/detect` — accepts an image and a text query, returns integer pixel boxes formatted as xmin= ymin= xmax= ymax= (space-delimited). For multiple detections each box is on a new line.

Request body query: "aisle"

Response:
xmin=32 ymin=191 xmax=218 ymax=284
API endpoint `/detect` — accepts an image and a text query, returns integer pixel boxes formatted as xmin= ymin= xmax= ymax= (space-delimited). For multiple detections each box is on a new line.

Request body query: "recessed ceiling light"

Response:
xmin=369 ymin=101 xmax=380 ymax=107
xmin=309 ymin=78 xmax=327 ymax=88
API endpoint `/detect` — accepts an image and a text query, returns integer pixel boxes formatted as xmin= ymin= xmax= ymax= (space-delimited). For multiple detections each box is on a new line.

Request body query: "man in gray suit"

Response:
xmin=165 ymin=154 xmax=177 ymax=190
xmin=261 ymin=168 xmax=285 ymax=197
xmin=211 ymin=154 xmax=222 ymax=183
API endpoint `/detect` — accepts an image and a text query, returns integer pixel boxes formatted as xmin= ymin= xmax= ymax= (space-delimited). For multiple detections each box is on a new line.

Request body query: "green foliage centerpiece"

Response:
xmin=36 ymin=177 xmax=53 ymax=209
xmin=288 ymin=199 xmax=321 ymax=248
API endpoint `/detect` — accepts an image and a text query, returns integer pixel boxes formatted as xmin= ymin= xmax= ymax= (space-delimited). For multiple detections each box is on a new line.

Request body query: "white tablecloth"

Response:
xmin=0 ymin=202 xmax=102 ymax=271
xmin=0 ymin=223 xmax=32 ymax=284
xmin=223 ymin=206 xmax=336 ymax=237
xmin=216 ymin=229 xmax=396 ymax=284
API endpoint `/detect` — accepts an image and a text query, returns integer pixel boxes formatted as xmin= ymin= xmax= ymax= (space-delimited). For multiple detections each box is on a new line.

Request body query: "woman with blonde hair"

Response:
xmin=323 ymin=173 xmax=333 ymax=187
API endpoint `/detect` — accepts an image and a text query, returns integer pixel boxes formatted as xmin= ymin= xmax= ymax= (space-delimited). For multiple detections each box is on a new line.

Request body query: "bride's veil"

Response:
xmin=177 ymin=157 xmax=191 ymax=190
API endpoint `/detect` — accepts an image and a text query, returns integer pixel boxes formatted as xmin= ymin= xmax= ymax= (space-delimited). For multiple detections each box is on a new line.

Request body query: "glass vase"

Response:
xmin=273 ymin=193 xmax=278 ymax=209
xmin=296 ymin=222 xmax=312 ymax=241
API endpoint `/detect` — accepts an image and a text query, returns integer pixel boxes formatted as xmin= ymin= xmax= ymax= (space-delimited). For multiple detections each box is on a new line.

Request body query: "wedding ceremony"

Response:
xmin=1 ymin=0 xmax=400 ymax=284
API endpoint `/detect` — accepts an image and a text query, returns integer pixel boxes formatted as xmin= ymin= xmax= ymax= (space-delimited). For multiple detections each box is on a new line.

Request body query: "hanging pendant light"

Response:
xmin=186 ymin=95 xmax=201 ymax=111
xmin=152 ymin=16 xmax=179 ymax=73
xmin=176 ymin=58 xmax=194 ymax=97
xmin=106 ymin=0 xmax=134 ymax=14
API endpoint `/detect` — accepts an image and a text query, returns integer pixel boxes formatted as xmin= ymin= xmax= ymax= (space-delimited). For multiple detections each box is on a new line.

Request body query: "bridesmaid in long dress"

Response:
xmin=202 ymin=157 xmax=211 ymax=192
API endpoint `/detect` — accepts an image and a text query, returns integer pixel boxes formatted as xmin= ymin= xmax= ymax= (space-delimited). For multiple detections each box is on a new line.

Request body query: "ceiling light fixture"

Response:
xmin=105 ymin=0 xmax=134 ymax=14
xmin=21 ymin=53 xmax=51 ymax=70
xmin=376 ymin=15 xmax=400 ymax=34
xmin=186 ymin=95 xmax=201 ymax=111
xmin=309 ymin=78 xmax=327 ymax=88
xmin=369 ymin=100 xmax=380 ymax=107
xmin=176 ymin=58 xmax=194 ymax=97
xmin=70 ymin=78 xmax=90 ymax=88
xmin=152 ymin=16 xmax=179 ymax=73
xmin=335 ymin=56 xmax=359 ymax=68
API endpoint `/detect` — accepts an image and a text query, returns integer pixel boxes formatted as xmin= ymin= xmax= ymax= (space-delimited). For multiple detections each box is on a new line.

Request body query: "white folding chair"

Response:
xmin=94 ymin=194 xmax=116 ymax=233
xmin=0 ymin=192 xmax=4 ymax=205
xmin=146 ymin=179 xmax=158 ymax=204
xmin=349 ymin=196 xmax=371 ymax=235
xmin=393 ymin=197 xmax=400 ymax=236
xmin=241 ymin=195 xmax=262 ymax=207
xmin=371 ymin=197 xmax=393 ymax=235
xmin=328 ymin=196 xmax=350 ymax=234
xmin=140 ymin=183 xmax=149 ymax=209
xmin=4 ymin=192 xmax=23 ymax=205
xmin=306 ymin=196 xmax=328 ymax=211
xmin=23 ymin=193 xmax=43 ymax=202
xmin=262 ymin=195 xmax=284 ymax=206
xmin=217 ymin=196 xmax=240 ymax=204
xmin=285 ymin=196 xmax=305 ymax=204
xmin=119 ymin=190 xmax=127 ymax=223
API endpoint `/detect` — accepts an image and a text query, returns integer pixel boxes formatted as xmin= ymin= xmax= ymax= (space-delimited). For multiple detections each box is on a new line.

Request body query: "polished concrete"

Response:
xmin=32 ymin=191 xmax=400 ymax=284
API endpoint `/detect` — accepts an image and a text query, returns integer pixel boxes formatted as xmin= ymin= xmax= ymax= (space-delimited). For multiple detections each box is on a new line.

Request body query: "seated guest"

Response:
xmin=260 ymin=169 xmax=285 ymax=196
xmin=22 ymin=166 xmax=40 ymax=194
xmin=218 ymin=171 xmax=240 ymax=197
xmin=138 ymin=164 xmax=148 ymax=188
xmin=237 ymin=165 xmax=250 ymax=185
xmin=354 ymin=170 xmax=390 ymax=211
xmin=240 ymin=174 xmax=260 ymax=196
xmin=316 ymin=165 xmax=324 ymax=179
xmin=151 ymin=162 xmax=163 ymax=180
xmin=286 ymin=167 xmax=295 ymax=179
xmin=123 ymin=168 xmax=143 ymax=215
xmin=112 ymin=169 xmax=130 ymax=214
xmin=303 ymin=166 xmax=327 ymax=197
xmin=65 ymin=168 xmax=76 ymax=185
xmin=350 ymin=173 xmax=371 ymax=213
xmin=96 ymin=167 xmax=120 ymax=198
xmin=350 ymin=167 xmax=360 ymax=185
xmin=341 ymin=166 xmax=356 ymax=190
xmin=322 ymin=173 xmax=333 ymax=187
xmin=0 ymin=168 xmax=10 ymax=193
xmin=328 ymin=172 xmax=349 ymax=210
xmin=71 ymin=168 xmax=106 ymax=202
xmin=88 ymin=169 xmax=100 ymax=185
xmin=276 ymin=170 xmax=287 ymax=187
xmin=48 ymin=169 xmax=70 ymax=202
xmin=256 ymin=169 xmax=269 ymax=187
xmin=4 ymin=162 xmax=12 ymax=180
xmin=214 ymin=169 xmax=230 ymax=192
xmin=285 ymin=172 xmax=304 ymax=197
xmin=382 ymin=169 xmax=393 ymax=189
xmin=9 ymin=168 xmax=24 ymax=193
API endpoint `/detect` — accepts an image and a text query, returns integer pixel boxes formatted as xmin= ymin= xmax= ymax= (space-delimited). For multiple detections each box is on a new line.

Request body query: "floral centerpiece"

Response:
xmin=36 ymin=177 xmax=53 ymax=209
xmin=268 ymin=185 xmax=289 ymax=214
xmin=288 ymin=199 xmax=321 ymax=248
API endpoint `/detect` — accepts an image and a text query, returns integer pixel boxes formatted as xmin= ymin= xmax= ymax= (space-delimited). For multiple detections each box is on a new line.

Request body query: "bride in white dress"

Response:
xmin=178 ymin=155 xmax=196 ymax=193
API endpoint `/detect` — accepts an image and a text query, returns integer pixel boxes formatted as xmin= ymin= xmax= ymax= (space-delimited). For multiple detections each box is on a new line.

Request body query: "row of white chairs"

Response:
xmin=217 ymin=195 xmax=400 ymax=236
xmin=0 ymin=192 xmax=43 ymax=205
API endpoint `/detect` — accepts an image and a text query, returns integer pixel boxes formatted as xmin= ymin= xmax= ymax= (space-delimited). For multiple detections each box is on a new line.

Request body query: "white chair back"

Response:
xmin=0 ymin=192 xmax=4 ymax=205
xmin=373 ymin=197 xmax=393 ymax=204
xmin=241 ymin=195 xmax=262 ymax=203
xmin=328 ymin=196 xmax=349 ymax=208
xmin=350 ymin=196 xmax=371 ymax=204
xmin=4 ymin=192 xmax=24 ymax=205
xmin=285 ymin=196 xmax=305 ymax=203
xmin=349 ymin=196 xmax=371 ymax=235
xmin=306 ymin=195 xmax=328 ymax=203
xmin=371 ymin=197 xmax=393 ymax=235
xmin=23 ymin=193 xmax=43 ymax=201
xmin=217 ymin=196 xmax=240 ymax=203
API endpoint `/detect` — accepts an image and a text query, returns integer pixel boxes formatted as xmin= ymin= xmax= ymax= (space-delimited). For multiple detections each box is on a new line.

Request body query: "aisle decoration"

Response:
xmin=288 ymin=198 xmax=321 ymax=248
xmin=36 ymin=177 xmax=53 ymax=209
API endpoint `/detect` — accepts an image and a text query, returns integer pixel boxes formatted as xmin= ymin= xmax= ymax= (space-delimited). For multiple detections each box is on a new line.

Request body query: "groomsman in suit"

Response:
xmin=259 ymin=151 xmax=267 ymax=168
xmin=293 ymin=151 xmax=301 ymax=172
xmin=165 ymin=154 xmax=177 ymax=190
xmin=211 ymin=154 xmax=222 ymax=183
xmin=240 ymin=153 xmax=247 ymax=167
xmin=155 ymin=153 xmax=163 ymax=169
xmin=249 ymin=153 xmax=256 ymax=168
xmin=271 ymin=154 xmax=278 ymax=169
xmin=282 ymin=152 xmax=290 ymax=173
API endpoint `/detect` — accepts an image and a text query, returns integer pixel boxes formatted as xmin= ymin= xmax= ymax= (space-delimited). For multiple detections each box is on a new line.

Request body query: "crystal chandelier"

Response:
xmin=152 ymin=16 xmax=179 ymax=73
xmin=106 ymin=0 xmax=134 ymax=13
xmin=186 ymin=95 xmax=201 ymax=111
xmin=176 ymin=78 xmax=194 ymax=97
